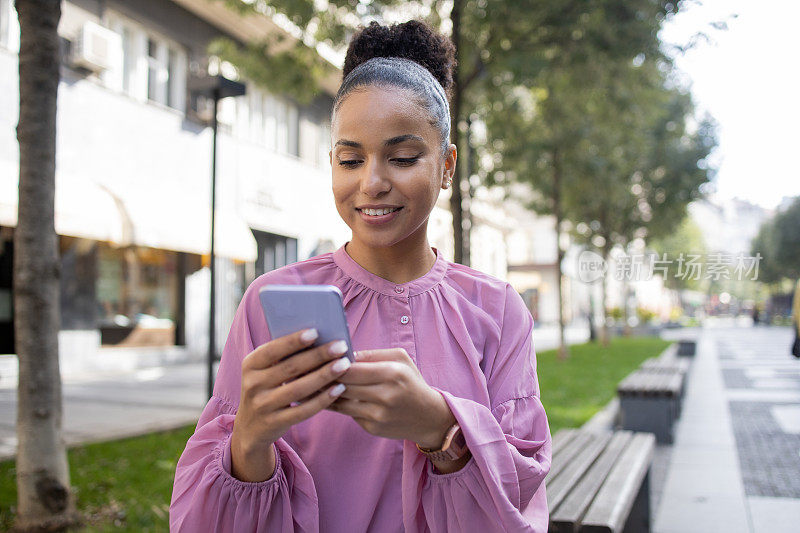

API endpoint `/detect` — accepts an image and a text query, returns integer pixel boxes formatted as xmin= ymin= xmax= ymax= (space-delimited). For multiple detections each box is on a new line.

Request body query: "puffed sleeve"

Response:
xmin=169 ymin=283 xmax=320 ymax=532
xmin=405 ymin=284 xmax=552 ymax=533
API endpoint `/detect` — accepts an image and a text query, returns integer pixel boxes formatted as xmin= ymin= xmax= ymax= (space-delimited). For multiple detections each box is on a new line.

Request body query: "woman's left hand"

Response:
xmin=330 ymin=348 xmax=456 ymax=449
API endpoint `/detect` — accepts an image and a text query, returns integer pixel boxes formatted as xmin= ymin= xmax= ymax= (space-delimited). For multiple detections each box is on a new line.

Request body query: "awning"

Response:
xmin=126 ymin=197 xmax=257 ymax=261
xmin=0 ymin=165 xmax=127 ymax=242
xmin=2 ymin=170 xmax=257 ymax=262
xmin=56 ymin=178 xmax=129 ymax=243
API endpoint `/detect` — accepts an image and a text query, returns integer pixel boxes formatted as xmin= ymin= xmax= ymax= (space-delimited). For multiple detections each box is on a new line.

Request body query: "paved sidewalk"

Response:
xmin=0 ymin=364 xmax=206 ymax=461
xmin=654 ymin=322 xmax=800 ymax=533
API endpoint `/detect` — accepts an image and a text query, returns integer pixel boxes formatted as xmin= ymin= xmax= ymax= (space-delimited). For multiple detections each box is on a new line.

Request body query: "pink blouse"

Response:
xmin=170 ymin=243 xmax=552 ymax=532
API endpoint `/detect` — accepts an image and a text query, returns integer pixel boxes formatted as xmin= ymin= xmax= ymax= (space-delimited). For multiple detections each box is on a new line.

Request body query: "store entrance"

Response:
xmin=0 ymin=227 xmax=13 ymax=354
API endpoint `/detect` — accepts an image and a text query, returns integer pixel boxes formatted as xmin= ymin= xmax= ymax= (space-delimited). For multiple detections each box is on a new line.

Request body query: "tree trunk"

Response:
xmin=449 ymin=0 xmax=469 ymax=265
xmin=552 ymin=148 xmax=568 ymax=360
xmin=600 ymin=244 xmax=611 ymax=347
xmin=14 ymin=0 xmax=76 ymax=530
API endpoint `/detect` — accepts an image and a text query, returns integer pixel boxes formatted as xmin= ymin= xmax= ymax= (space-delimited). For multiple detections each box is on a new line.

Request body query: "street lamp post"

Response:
xmin=189 ymin=75 xmax=246 ymax=399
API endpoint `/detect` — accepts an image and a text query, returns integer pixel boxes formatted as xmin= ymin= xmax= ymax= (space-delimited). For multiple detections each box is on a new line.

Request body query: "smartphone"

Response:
xmin=258 ymin=284 xmax=355 ymax=362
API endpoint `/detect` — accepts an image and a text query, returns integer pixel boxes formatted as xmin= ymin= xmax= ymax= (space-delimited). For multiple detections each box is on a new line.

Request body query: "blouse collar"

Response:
xmin=332 ymin=242 xmax=448 ymax=297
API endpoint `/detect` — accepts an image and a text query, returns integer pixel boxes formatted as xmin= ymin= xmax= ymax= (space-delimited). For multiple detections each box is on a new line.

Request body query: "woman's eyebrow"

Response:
xmin=334 ymin=134 xmax=425 ymax=148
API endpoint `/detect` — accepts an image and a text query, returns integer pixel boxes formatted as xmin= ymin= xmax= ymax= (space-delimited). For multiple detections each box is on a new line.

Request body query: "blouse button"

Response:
xmin=400 ymin=315 xmax=410 ymax=325
xmin=394 ymin=286 xmax=404 ymax=294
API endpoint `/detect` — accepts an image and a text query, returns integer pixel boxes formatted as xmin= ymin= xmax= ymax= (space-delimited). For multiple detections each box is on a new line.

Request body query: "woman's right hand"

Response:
xmin=230 ymin=328 xmax=351 ymax=482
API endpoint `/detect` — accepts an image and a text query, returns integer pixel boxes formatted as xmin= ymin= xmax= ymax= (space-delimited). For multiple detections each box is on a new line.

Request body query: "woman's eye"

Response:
xmin=338 ymin=157 xmax=419 ymax=167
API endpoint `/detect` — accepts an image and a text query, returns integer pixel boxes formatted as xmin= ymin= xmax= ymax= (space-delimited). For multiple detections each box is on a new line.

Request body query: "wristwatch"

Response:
xmin=416 ymin=423 xmax=469 ymax=462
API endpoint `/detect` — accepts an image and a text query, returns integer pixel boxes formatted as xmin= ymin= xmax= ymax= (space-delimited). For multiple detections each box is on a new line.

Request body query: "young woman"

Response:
xmin=171 ymin=20 xmax=551 ymax=532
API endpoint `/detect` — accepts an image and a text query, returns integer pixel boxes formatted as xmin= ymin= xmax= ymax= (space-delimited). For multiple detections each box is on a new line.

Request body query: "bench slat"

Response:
xmin=550 ymin=431 xmax=634 ymax=533
xmin=547 ymin=431 xmax=595 ymax=484
xmin=580 ymin=433 xmax=656 ymax=533
xmin=550 ymin=429 xmax=578 ymax=476
xmin=547 ymin=431 xmax=612 ymax=513
xmin=552 ymin=428 xmax=578 ymax=457
xmin=618 ymin=368 xmax=682 ymax=398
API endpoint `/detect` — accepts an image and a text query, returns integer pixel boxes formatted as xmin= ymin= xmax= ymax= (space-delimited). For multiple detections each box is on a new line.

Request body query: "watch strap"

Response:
xmin=416 ymin=423 xmax=469 ymax=462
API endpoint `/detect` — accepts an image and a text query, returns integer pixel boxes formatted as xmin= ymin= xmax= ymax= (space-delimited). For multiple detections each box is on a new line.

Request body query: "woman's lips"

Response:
xmin=356 ymin=207 xmax=403 ymax=225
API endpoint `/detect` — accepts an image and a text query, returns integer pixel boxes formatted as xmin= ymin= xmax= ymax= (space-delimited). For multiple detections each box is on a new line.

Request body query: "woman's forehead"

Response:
xmin=333 ymin=86 xmax=436 ymax=142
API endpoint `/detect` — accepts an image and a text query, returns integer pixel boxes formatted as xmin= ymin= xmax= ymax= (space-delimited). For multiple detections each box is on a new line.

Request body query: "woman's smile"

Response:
xmin=356 ymin=204 xmax=404 ymax=225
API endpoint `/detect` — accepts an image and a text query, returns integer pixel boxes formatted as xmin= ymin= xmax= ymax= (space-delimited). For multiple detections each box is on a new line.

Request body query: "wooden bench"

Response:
xmin=639 ymin=355 xmax=691 ymax=406
xmin=547 ymin=428 xmax=656 ymax=533
xmin=615 ymin=343 xmax=693 ymax=443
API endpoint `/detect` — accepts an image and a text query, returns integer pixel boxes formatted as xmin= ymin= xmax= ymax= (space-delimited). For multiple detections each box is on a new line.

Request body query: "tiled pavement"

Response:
xmin=655 ymin=321 xmax=800 ymax=533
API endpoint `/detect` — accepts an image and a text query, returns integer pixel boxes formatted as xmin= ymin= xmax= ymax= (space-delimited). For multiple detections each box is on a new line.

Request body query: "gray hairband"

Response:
xmin=333 ymin=57 xmax=451 ymax=156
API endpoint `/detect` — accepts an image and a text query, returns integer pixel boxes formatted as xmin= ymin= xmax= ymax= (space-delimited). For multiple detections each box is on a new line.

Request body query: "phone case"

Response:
xmin=258 ymin=284 xmax=355 ymax=361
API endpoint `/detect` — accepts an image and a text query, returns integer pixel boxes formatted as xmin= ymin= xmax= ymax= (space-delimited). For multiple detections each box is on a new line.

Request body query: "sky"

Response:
xmin=660 ymin=0 xmax=800 ymax=210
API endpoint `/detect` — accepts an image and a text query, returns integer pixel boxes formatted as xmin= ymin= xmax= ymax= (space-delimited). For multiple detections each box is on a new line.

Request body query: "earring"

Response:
xmin=444 ymin=179 xmax=452 ymax=189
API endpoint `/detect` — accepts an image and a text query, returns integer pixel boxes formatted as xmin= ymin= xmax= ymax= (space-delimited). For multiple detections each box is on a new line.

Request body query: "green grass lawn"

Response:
xmin=0 ymin=425 xmax=195 ymax=532
xmin=536 ymin=336 xmax=671 ymax=434
xmin=0 ymin=336 xmax=669 ymax=530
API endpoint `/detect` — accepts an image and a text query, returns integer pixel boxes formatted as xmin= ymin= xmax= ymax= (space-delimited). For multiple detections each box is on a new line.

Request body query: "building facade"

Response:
xmin=0 ymin=0 xmax=355 ymax=363
xmin=0 ymin=0 xmax=480 ymax=368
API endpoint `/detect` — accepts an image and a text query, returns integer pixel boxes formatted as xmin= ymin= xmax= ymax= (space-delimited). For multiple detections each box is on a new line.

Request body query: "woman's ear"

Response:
xmin=441 ymin=144 xmax=457 ymax=190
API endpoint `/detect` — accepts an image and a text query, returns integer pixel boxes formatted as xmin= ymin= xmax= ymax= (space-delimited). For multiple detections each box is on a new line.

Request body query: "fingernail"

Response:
xmin=329 ymin=340 xmax=348 ymax=355
xmin=332 ymin=357 xmax=351 ymax=373
xmin=301 ymin=328 xmax=318 ymax=342
xmin=330 ymin=383 xmax=346 ymax=397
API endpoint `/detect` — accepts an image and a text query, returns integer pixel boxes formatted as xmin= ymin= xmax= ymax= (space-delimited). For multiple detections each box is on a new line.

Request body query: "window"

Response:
xmin=96 ymin=244 xmax=181 ymax=346
xmin=287 ymin=104 xmax=299 ymax=157
xmin=299 ymin=114 xmax=318 ymax=165
xmin=105 ymin=13 xmax=186 ymax=111
xmin=120 ymin=27 xmax=135 ymax=93
xmin=318 ymin=121 xmax=331 ymax=168
xmin=275 ymin=98 xmax=288 ymax=153
xmin=147 ymin=38 xmax=166 ymax=103
xmin=167 ymin=47 xmax=184 ymax=109
xmin=252 ymin=230 xmax=298 ymax=277
xmin=235 ymin=90 xmax=249 ymax=134
xmin=250 ymin=88 xmax=263 ymax=144
xmin=234 ymin=86 xmax=322 ymax=162
xmin=263 ymin=93 xmax=277 ymax=151
xmin=270 ymin=98 xmax=300 ymax=157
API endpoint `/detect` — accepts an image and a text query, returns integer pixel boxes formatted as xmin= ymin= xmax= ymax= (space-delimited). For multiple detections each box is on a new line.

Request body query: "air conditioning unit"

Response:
xmin=72 ymin=20 xmax=120 ymax=72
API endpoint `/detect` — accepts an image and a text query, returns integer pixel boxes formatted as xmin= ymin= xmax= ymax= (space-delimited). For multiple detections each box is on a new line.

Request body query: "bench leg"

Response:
xmin=622 ymin=470 xmax=651 ymax=533
xmin=619 ymin=398 xmax=674 ymax=444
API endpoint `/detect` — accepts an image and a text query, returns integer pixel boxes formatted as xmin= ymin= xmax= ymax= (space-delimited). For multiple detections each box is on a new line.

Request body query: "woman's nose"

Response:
xmin=359 ymin=159 xmax=391 ymax=196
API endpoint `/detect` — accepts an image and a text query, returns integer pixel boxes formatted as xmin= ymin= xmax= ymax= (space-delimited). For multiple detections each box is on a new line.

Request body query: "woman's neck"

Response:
xmin=345 ymin=237 xmax=437 ymax=285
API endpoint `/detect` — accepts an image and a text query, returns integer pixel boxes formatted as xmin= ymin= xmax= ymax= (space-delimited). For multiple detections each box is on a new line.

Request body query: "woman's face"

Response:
xmin=330 ymin=86 xmax=456 ymax=251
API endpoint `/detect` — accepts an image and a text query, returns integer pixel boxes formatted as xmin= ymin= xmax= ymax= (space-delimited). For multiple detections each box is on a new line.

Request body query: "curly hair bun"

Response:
xmin=342 ymin=20 xmax=456 ymax=99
